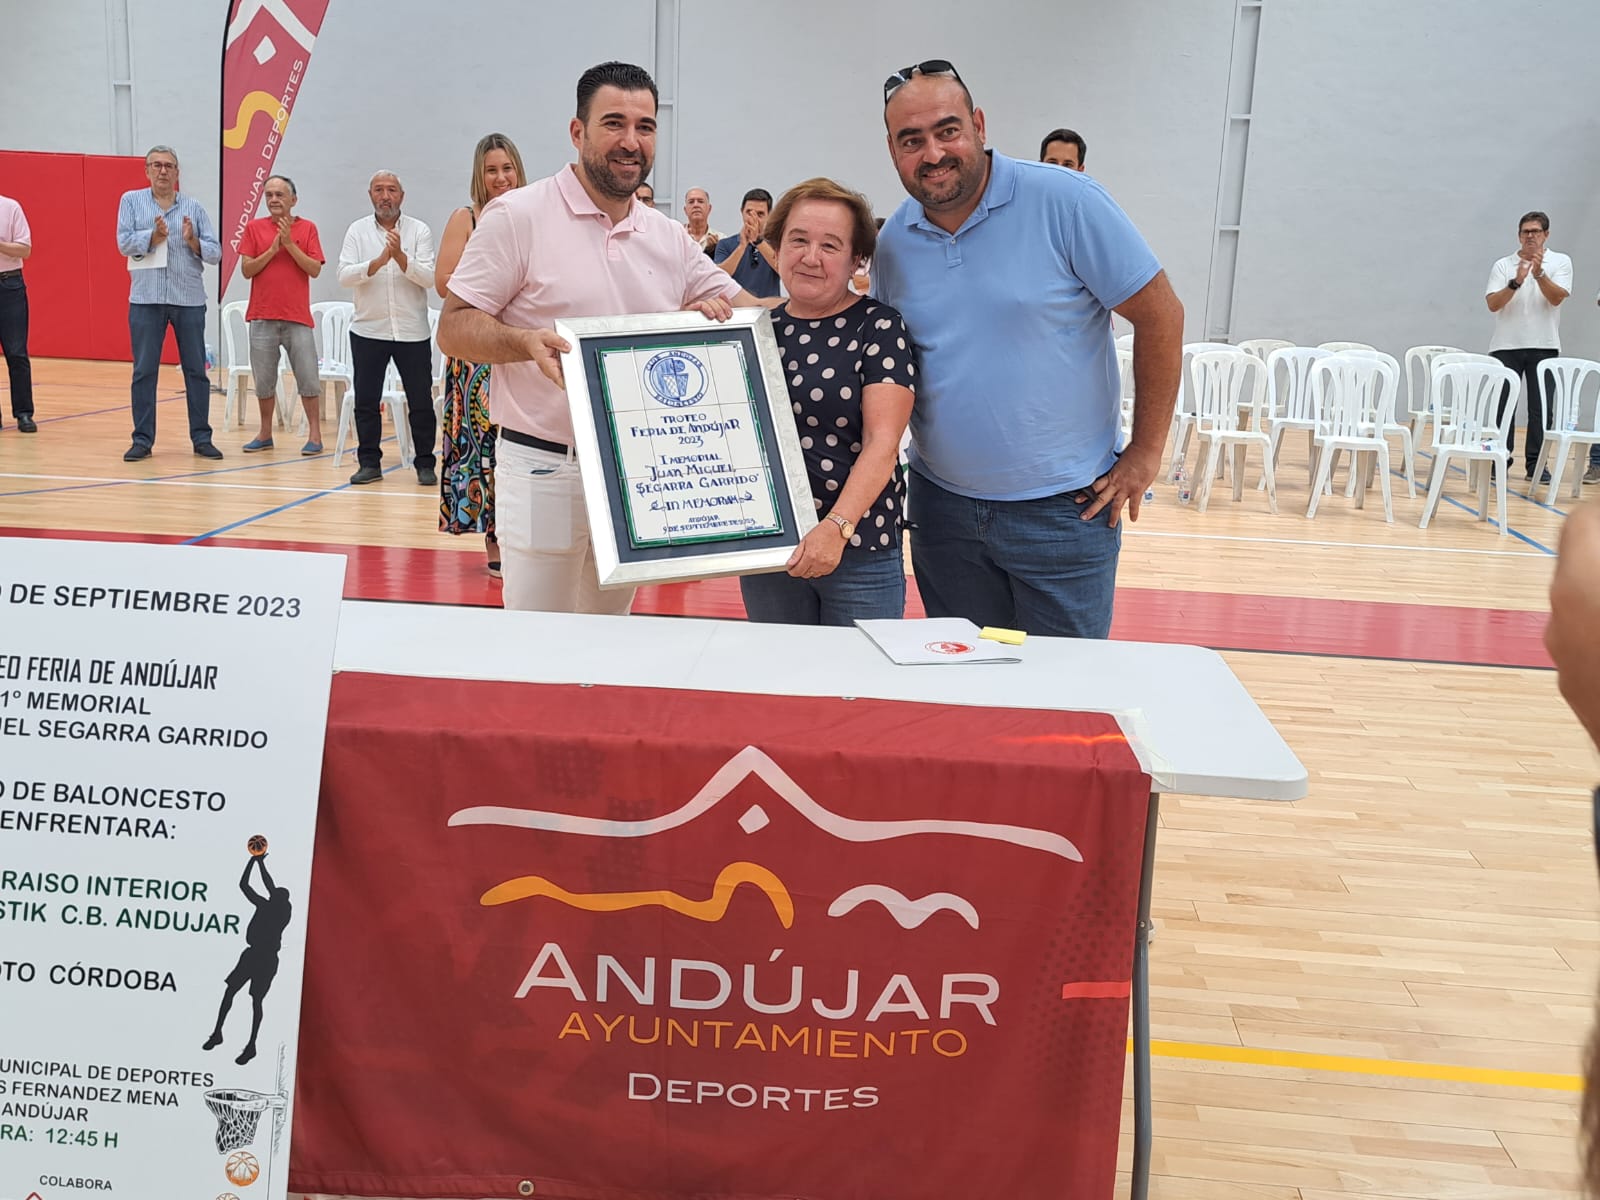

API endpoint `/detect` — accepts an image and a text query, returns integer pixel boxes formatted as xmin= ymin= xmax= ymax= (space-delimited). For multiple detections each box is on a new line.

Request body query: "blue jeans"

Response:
xmin=129 ymin=303 xmax=212 ymax=448
xmin=740 ymin=545 xmax=906 ymax=626
xmin=908 ymin=469 xmax=1120 ymax=639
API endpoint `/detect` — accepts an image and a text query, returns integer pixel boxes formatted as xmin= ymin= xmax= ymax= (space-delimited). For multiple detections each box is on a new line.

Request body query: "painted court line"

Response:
xmin=182 ymin=463 xmax=409 ymax=543
xmin=1146 ymin=1038 xmax=1580 ymax=1092
xmin=1129 ymin=529 xmax=1543 ymax=558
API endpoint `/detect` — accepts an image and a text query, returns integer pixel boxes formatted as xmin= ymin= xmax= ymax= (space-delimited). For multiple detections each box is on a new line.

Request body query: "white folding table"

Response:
xmin=333 ymin=603 xmax=1308 ymax=1200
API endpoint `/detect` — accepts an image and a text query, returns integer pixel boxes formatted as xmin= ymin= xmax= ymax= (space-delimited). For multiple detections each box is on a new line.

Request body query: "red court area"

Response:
xmin=0 ymin=526 xmax=1552 ymax=669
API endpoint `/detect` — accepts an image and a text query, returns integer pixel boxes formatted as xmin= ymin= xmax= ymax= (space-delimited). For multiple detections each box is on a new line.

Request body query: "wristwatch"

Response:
xmin=825 ymin=512 xmax=855 ymax=540
xmin=1506 ymin=278 xmax=1522 ymax=290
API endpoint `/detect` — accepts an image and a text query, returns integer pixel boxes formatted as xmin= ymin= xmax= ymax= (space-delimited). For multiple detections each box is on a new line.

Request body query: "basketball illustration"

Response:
xmin=225 ymin=1149 xmax=260 ymax=1185
xmin=246 ymin=835 xmax=268 ymax=857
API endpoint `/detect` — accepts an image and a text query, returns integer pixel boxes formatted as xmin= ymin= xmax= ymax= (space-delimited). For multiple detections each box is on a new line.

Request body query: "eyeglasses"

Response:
xmin=883 ymin=59 xmax=963 ymax=103
xmin=1519 ymin=228 xmax=1545 ymax=237
xmin=147 ymin=162 xmax=177 ymax=172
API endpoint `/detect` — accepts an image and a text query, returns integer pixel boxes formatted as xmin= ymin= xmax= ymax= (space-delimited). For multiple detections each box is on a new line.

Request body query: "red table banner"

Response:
xmin=219 ymin=0 xmax=331 ymax=294
xmin=291 ymin=674 xmax=1151 ymax=1199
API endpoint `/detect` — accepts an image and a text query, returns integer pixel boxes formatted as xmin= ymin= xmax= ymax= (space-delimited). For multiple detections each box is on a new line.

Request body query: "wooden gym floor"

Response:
xmin=1 ymin=360 xmax=1594 ymax=1199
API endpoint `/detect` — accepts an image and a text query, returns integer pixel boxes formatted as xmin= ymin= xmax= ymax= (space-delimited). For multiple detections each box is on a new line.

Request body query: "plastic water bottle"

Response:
xmin=1143 ymin=487 xmax=1156 ymax=504
xmin=1566 ymin=413 xmax=1579 ymax=432
xmin=205 ymin=342 xmax=216 ymax=372
xmin=1175 ymin=466 xmax=1192 ymax=504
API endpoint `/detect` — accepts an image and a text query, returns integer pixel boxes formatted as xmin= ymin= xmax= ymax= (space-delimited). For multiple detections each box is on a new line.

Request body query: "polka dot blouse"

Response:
xmin=772 ymin=296 xmax=916 ymax=552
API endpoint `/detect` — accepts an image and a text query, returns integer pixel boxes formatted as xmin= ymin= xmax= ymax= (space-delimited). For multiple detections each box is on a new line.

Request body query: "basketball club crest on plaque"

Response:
xmin=644 ymin=350 xmax=708 ymax=409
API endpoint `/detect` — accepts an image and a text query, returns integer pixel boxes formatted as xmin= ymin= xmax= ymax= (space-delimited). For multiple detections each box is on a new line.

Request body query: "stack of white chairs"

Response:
xmin=310 ymin=301 xmax=354 ymax=419
xmin=1189 ymin=348 xmax=1276 ymax=512
xmin=1258 ymin=346 xmax=1331 ymax=491
xmin=220 ymin=300 xmax=293 ymax=432
xmin=1531 ymin=357 xmax=1600 ymax=501
xmin=1335 ymin=349 xmax=1417 ymax=499
xmin=1307 ymin=353 xmax=1400 ymax=522
xmin=428 ymin=307 xmax=448 ymax=425
xmin=1418 ymin=359 xmax=1519 ymax=533
xmin=1403 ymin=345 xmax=1464 ymax=446
xmin=1115 ymin=344 xmax=1134 ymax=450
xmin=219 ymin=300 xmax=254 ymax=431
xmin=1317 ymin=340 xmax=1376 ymax=354
xmin=1166 ymin=341 xmax=1230 ymax=482
xmin=1417 ymin=351 xmax=1500 ymax=490
xmin=1237 ymin=338 xmax=1293 ymax=362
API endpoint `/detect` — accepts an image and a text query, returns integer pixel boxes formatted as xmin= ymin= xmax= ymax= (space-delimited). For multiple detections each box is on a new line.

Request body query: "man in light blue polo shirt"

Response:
xmin=874 ymin=61 xmax=1182 ymax=638
xmin=115 ymin=144 xmax=223 ymax=462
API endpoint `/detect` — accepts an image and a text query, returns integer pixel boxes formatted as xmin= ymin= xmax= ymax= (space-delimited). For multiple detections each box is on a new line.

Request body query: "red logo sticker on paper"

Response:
xmin=924 ymin=640 xmax=974 ymax=655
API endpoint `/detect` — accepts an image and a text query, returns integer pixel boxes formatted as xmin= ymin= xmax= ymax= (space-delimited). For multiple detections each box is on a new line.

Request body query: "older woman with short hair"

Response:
xmin=739 ymin=177 xmax=915 ymax=626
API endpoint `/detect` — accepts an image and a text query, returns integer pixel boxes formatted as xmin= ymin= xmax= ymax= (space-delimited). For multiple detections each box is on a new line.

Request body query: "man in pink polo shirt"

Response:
xmin=440 ymin=61 xmax=763 ymax=614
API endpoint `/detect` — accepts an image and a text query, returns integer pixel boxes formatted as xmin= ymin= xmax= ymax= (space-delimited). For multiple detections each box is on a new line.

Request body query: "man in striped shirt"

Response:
xmin=115 ymin=144 xmax=223 ymax=461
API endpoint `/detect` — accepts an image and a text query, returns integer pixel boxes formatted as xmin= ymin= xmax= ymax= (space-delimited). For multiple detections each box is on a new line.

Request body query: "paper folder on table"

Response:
xmin=855 ymin=617 xmax=1023 ymax=666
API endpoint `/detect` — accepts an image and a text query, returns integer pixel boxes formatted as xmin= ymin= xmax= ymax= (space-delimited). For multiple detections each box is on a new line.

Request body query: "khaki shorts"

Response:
xmin=248 ymin=319 xmax=320 ymax=398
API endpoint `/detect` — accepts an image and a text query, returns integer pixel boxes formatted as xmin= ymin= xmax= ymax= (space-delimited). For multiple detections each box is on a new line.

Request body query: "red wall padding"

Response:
xmin=0 ymin=150 xmax=178 ymax=363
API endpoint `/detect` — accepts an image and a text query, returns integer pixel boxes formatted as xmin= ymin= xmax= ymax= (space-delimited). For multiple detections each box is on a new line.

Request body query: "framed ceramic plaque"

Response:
xmin=557 ymin=308 xmax=817 ymax=589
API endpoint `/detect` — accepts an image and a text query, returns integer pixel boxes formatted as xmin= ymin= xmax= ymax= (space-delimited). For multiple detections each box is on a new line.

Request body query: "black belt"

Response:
xmin=501 ymin=428 xmax=570 ymax=456
xmin=0 ymin=269 xmax=20 ymax=280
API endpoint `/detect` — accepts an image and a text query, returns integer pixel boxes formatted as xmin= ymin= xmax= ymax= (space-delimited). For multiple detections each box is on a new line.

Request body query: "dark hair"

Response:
xmin=741 ymin=188 xmax=774 ymax=210
xmin=1040 ymin=128 xmax=1087 ymax=166
xmin=576 ymin=61 xmax=659 ymax=122
xmin=265 ymin=174 xmax=297 ymax=198
xmin=766 ymin=177 xmax=879 ymax=262
xmin=1519 ymin=210 xmax=1550 ymax=233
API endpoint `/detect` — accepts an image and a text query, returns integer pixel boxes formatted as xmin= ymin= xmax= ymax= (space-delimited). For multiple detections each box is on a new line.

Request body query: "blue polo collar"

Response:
xmin=903 ymin=150 xmax=1016 ymax=238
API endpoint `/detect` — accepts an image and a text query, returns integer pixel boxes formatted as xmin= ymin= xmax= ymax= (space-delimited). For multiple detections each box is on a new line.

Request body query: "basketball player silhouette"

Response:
xmin=203 ymin=853 xmax=292 ymax=1066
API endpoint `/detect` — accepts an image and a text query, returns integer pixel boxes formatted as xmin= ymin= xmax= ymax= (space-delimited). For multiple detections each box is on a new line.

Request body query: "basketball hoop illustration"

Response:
xmin=204 ymin=1086 xmax=285 ymax=1154
xmin=203 ymin=1043 xmax=289 ymax=1193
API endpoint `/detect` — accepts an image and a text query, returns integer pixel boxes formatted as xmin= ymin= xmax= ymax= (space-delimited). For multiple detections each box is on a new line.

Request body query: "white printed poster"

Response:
xmin=0 ymin=538 xmax=345 ymax=1200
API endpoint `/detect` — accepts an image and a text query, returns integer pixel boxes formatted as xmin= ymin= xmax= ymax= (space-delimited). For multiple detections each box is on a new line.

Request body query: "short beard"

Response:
xmin=582 ymin=147 xmax=649 ymax=203
xmin=908 ymin=154 xmax=983 ymax=212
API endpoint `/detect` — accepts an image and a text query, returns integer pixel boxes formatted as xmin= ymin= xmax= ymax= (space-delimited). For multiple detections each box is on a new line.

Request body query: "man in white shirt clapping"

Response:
xmin=1485 ymin=210 xmax=1572 ymax=483
xmin=337 ymin=171 xmax=437 ymax=486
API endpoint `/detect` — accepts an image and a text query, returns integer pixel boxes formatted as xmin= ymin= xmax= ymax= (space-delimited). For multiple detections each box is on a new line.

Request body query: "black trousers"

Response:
xmin=0 ymin=273 xmax=32 ymax=418
xmin=350 ymin=332 xmax=435 ymax=470
xmin=1492 ymin=347 xmax=1558 ymax=470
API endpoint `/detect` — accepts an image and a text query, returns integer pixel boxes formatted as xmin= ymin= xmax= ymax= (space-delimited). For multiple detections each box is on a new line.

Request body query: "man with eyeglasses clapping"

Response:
xmin=1485 ymin=211 xmax=1572 ymax=484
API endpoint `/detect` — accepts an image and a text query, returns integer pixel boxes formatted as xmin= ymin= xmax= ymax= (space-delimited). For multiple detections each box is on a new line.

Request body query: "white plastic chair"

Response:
xmin=1115 ymin=332 xmax=1134 ymax=354
xmin=1418 ymin=360 xmax=1519 ymax=533
xmin=1115 ymin=344 xmax=1134 ymax=452
xmin=219 ymin=301 xmax=253 ymax=431
xmin=220 ymin=300 xmax=305 ymax=433
xmin=428 ymin=307 xmax=448 ymax=425
xmin=1258 ymin=346 xmax=1331 ymax=491
xmin=1237 ymin=338 xmax=1293 ymax=362
xmin=1166 ymin=341 xmax=1230 ymax=482
xmin=1307 ymin=354 xmax=1399 ymax=523
xmin=1190 ymin=349 xmax=1276 ymax=513
xmin=1403 ymin=345 xmax=1464 ymax=444
xmin=310 ymin=301 xmax=354 ymax=416
xmin=332 ymin=354 xmax=414 ymax=469
xmin=1532 ymin=357 xmax=1600 ymax=501
xmin=1317 ymin=340 xmax=1376 ymax=354
xmin=1335 ymin=349 xmax=1416 ymax=499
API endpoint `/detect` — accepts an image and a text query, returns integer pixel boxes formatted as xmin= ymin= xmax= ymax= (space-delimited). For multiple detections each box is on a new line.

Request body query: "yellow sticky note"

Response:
xmin=979 ymin=626 xmax=1027 ymax=646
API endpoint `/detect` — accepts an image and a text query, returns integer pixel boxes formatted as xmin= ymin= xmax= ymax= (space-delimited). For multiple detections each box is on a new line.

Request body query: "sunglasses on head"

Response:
xmin=883 ymin=59 xmax=963 ymax=103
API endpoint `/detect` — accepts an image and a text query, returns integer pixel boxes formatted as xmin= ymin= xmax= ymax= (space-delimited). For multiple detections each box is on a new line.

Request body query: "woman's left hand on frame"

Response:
xmin=786 ymin=521 xmax=847 ymax=579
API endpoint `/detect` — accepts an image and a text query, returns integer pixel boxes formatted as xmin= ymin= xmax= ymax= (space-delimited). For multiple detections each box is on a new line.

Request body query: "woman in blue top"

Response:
xmin=739 ymin=178 xmax=916 ymax=626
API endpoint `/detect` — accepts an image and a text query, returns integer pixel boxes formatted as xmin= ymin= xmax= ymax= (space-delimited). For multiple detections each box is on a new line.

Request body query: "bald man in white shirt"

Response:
xmin=338 ymin=171 xmax=437 ymax=487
